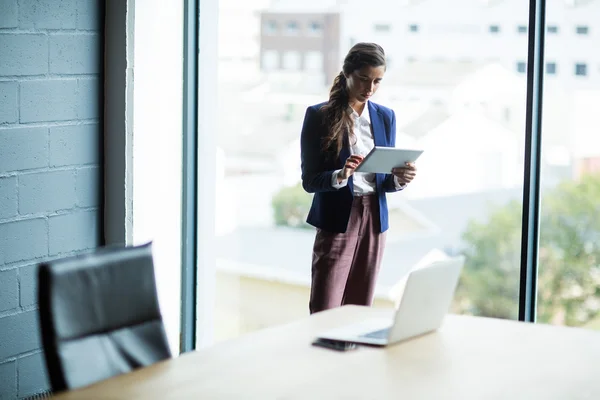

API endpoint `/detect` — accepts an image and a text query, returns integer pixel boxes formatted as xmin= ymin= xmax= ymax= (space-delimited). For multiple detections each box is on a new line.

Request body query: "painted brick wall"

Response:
xmin=0 ymin=1 xmax=103 ymax=398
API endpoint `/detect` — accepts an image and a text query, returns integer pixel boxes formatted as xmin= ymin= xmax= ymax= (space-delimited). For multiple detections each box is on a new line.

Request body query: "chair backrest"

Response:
xmin=38 ymin=243 xmax=171 ymax=392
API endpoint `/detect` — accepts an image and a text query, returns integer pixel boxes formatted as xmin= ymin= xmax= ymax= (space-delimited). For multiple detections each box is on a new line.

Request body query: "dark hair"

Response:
xmin=321 ymin=42 xmax=386 ymax=156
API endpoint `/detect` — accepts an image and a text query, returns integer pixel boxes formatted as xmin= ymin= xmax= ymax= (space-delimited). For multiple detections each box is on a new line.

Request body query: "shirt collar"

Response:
xmin=347 ymin=101 xmax=371 ymax=125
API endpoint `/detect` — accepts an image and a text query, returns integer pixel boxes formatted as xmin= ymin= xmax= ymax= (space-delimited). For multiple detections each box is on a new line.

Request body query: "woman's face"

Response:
xmin=345 ymin=65 xmax=385 ymax=104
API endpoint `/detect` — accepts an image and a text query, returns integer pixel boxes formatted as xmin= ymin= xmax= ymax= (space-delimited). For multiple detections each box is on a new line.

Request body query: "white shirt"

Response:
xmin=331 ymin=102 xmax=405 ymax=194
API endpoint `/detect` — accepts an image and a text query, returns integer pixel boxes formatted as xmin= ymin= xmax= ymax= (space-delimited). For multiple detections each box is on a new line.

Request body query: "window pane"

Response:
xmin=308 ymin=21 xmax=322 ymax=36
xmin=285 ymin=20 xmax=299 ymax=35
xmin=575 ymin=63 xmax=587 ymax=76
xmin=262 ymin=50 xmax=279 ymax=70
xmin=282 ymin=51 xmax=301 ymax=70
xmin=264 ymin=20 xmax=277 ymax=35
xmin=211 ymin=0 xmax=529 ymax=343
xmin=539 ymin=2 xmax=600 ymax=331
xmin=305 ymin=51 xmax=324 ymax=71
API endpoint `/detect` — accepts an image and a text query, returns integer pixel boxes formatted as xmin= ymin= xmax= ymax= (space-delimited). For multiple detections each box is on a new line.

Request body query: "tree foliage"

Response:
xmin=456 ymin=173 xmax=600 ymax=327
xmin=271 ymin=183 xmax=313 ymax=229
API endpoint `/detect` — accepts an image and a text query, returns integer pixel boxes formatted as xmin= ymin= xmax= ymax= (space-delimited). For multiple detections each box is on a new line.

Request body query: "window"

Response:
xmin=547 ymin=25 xmax=559 ymax=34
xmin=262 ymin=50 xmax=279 ymax=71
xmin=489 ymin=25 xmax=500 ymax=33
xmin=546 ymin=62 xmax=557 ymax=75
xmin=304 ymin=51 xmax=323 ymax=71
xmin=203 ymin=0 xmax=592 ymax=350
xmin=282 ymin=51 xmax=301 ymax=70
xmin=374 ymin=24 xmax=391 ymax=33
xmin=539 ymin=1 xmax=600 ymax=332
xmin=264 ymin=20 xmax=277 ymax=35
xmin=285 ymin=21 xmax=299 ymax=36
xmin=575 ymin=63 xmax=587 ymax=76
xmin=308 ymin=21 xmax=322 ymax=36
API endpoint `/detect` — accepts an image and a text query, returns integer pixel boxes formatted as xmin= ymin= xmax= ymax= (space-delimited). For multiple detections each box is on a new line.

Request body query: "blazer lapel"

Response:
xmin=368 ymin=101 xmax=386 ymax=190
xmin=369 ymin=101 xmax=385 ymax=147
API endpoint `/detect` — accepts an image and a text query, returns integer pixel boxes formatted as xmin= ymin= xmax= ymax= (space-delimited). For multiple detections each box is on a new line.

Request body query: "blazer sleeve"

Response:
xmin=300 ymin=107 xmax=339 ymax=193
xmin=382 ymin=109 xmax=405 ymax=192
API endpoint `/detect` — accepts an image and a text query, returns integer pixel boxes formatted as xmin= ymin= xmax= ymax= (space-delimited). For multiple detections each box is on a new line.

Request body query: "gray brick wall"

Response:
xmin=0 ymin=1 xmax=103 ymax=398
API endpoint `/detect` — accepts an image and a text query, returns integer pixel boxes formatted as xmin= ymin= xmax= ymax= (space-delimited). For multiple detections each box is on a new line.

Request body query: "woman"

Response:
xmin=300 ymin=42 xmax=417 ymax=314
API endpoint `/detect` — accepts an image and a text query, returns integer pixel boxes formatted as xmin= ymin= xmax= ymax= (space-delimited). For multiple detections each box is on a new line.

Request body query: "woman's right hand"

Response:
xmin=338 ymin=155 xmax=364 ymax=182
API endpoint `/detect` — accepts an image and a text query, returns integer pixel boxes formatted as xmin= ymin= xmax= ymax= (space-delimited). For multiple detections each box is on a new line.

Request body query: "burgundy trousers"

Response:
xmin=309 ymin=194 xmax=387 ymax=314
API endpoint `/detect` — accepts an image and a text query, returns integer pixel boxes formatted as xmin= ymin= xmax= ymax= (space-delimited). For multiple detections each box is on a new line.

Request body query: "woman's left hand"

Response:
xmin=392 ymin=162 xmax=417 ymax=184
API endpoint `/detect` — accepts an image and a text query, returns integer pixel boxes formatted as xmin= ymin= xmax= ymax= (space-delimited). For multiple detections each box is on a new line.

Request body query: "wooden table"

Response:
xmin=53 ymin=305 xmax=600 ymax=399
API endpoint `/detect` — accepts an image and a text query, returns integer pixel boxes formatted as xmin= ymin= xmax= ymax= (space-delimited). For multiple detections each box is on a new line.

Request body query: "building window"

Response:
xmin=409 ymin=24 xmax=419 ymax=32
xmin=576 ymin=26 xmax=589 ymax=35
xmin=285 ymin=21 xmax=299 ymax=36
xmin=547 ymin=25 xmax=559 ymax=34
xmin=264 ymin=20 xmax=277 ymax=35
xmin=575 ymin=63 xmax=587 ymax=76
xmin=516 ymin=61 xmax=527 ymax=73
xmin=374 ymin=24 xmax=391 ymax=33
xmin=546 ymin=62 xmax=557 ymax=75
xmin=489 ymin=25 xmax=500 ymax=33
xmin=517 ymin=25 xmax=527 ymax=33
xmin=308 ymin=21 xmax=322 ymax=36
xmin=282 ymin=51 xmax=301 ymax=70
xmin=262 ymin=50 xmax=279 ymax=71
xmin=304 ymin=51 xmax=323 ymax=71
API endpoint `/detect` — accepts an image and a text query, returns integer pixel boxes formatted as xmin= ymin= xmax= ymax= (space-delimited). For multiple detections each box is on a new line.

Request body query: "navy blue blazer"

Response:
xmin=300 ymin=101 xmax=403 ymax=233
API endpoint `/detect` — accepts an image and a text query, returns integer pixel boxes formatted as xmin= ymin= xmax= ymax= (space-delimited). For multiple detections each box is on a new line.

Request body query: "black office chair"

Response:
xmin=38 ymin=242 xmax=172 ymax=392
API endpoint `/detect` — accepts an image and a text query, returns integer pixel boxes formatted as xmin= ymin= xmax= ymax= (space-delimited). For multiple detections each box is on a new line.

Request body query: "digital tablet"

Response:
xmin=355 ymin=147 xmax=424 ymax=174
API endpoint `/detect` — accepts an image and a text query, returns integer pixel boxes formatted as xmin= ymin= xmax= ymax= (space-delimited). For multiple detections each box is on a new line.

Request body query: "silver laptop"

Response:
xmin=316 ymin=257 xmax=465 ymax=346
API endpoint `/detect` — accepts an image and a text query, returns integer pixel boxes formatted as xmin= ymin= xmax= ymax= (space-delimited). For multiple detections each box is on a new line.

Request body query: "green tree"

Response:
xmin=271 ymin=183 xmax=313 ymax=229
xmin=456 ymin=173 xmax=600 ymax=327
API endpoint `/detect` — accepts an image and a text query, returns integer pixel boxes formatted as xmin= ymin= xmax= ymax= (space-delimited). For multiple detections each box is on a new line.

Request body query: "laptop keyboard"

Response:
xmin=361 ymin=327 xmax=390 ymax=339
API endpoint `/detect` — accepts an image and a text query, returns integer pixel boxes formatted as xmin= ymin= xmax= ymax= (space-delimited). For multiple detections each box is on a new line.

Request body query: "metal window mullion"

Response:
xmin=519 ymin=0 xmax=546 ymax=323
xmin=180 ymin=0 xmax=200 ymax=353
